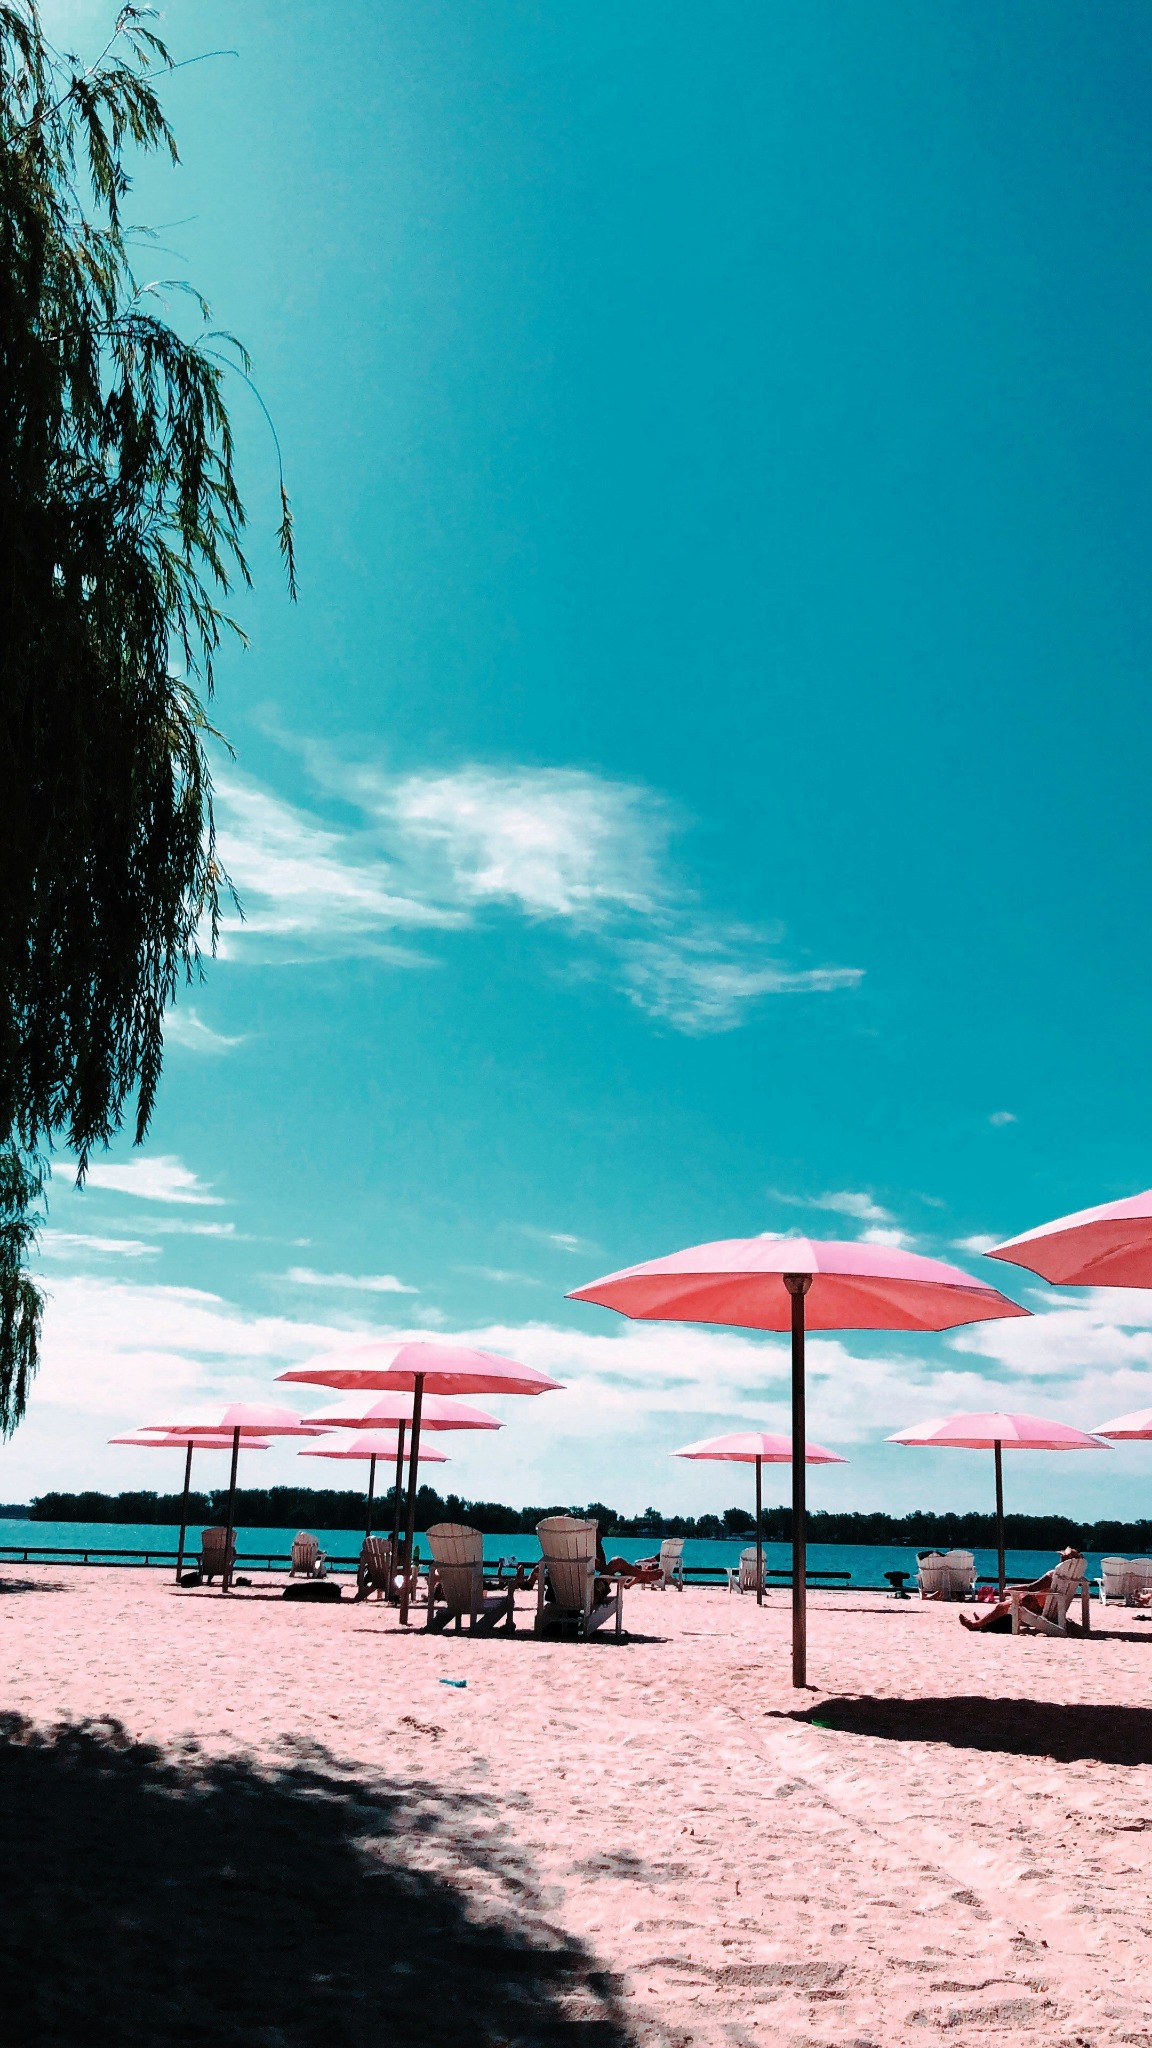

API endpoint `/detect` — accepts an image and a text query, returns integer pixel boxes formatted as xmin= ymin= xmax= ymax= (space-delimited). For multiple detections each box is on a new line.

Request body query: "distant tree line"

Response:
xmin=18 ymin=1488 xmax=1152 ymax=1551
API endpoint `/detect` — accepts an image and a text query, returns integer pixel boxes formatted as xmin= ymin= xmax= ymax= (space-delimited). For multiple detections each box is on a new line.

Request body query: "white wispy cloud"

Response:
xmin=38 ymin=1231 xmax=159 ymax=1261
xmin=213 ymin=774 xmax=460 ymax=965
xmin=768 ymin=1188 xmax=893 ymax=1224
xmin=4 ymin=1271 xmax=1143 ymax=1505
xmin=282 ymin=1267 xmax=417 ymax=1295
xmin=989 ymin=1111 xmax=1018 ymax=1127
xmin=77 ymin=1156 xmax=223 ymax=1206
xmin=163 ymin=1007 xmax=246 ymax=1056
xmin=213 ymin=756 xmax=862 ymax=1034
xmin=954 ymin=1234 xmax=997 ymax=1255
xmin=522 ymin=1227 xmax=599 ymax=1255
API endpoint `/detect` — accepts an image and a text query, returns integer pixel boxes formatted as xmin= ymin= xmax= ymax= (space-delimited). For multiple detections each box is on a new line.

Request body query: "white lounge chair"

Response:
xmin=1098 ymin=1555 xmax=1130 ymax=1606
xmin=940 ymin=1549 xmax=977 ymax=1600
xmin=535 ymin=1516 xmax=623 ymax=1640
xmin=199 ymin=1527 xmax=235 ymax=1585
xmin=642 ymin=1537 xmax=684 ymax=1589
xmin=355 ymin=1535 xmax=394 ymax=1601
xmin=1010 ymin=1553 xmax=1091 ymax=1637
xmin=1127 ymin=1558 xmax=1152 ymax=1607
xmin=727 ymin=1546 xmax=766 ymax=1595
xmin=425 ymin=1523 xmax=515 ymax=1634
xmin=289 ymin=1531 xmax=327 ymax=1579
xmin=917 ymin=1552 xmax=947 ymax=1598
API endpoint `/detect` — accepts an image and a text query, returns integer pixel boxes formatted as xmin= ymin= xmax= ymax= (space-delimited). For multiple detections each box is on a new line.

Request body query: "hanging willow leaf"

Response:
xmin=0 ymin=3 xmax=294 ymax=1432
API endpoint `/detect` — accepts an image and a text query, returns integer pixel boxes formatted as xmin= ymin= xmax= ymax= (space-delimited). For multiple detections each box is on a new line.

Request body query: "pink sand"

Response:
xmin=5 ymin=1565 xmax=1152 ymax=2045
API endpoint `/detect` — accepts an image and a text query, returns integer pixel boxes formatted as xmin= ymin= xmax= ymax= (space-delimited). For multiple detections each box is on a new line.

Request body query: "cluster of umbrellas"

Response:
xmin=113 ymin=1342 xmax=563 ymax=1605
xmin=110 ymin=1184 xmax=1152 ymax=1687
xmin=569 ymin=1187 xmax=1152 ymax=1686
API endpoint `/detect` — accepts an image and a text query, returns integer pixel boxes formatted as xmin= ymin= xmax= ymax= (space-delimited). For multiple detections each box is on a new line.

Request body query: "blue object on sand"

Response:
xmin=439 ymin=1678 xmax=467 ymax=1689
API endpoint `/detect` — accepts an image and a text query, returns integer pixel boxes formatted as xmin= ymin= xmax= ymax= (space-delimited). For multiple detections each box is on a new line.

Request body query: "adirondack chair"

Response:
xmin=633 ymin=1536 xmax=685 ymax=1588
xmin=727 ymin=1546 xmax=766 ymax=1595
xmin=1127 ymin=1558 xmax=1152 ymax=1607
xmin=355 ymin=1535 xmax=394 ymax=1602
xmin=425 ymin=1523 xmax=515 ymax=1634
xmin=917 ymin=1553 xmax=947 ymax=1598
xmin=199 ymin=1527 xmax=235 ymax=1585
xmin=289 ymin=1531 xmax=327 ymax=1579
xmin=1010 ymin=1553 xmax=1091 ymax=1636
xmin=535 ymin=1517 xmax=623 ymax=1640
xmin=940 ymin=1550 xmax=977 ymax=1600
xmin=1098 ymin=1555 xmax=1130 ymax=1605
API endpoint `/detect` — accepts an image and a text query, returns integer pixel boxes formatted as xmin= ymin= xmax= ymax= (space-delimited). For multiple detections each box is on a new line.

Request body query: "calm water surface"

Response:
xmin=0 ymin=1519 xmax=1117 ymax=1589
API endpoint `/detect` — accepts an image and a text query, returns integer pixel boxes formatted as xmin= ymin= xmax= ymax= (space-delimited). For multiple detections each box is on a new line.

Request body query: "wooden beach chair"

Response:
xmin=727 ymin=1546 xmax=766 ymax=1595
xmin=653 ymin=1537 xmax=685 ymax=1589
xmin=1098 ymin=1555 xmax=1130 ymax=1606
xmin=425 ymin=1523 xmax=515 ymax=1634
xmin=356 ymin=1535 xmax=394 ymax=1601
xmin=535 ymin=1516 xmax=623 ymax=1640
xmin=289 ymin=1531 xmax=327 ymax=1579
xmin=940 ymin=1550 xmax=977 ymax=1600
xmin=917 ymin=1553 xmax=947 ymax=1599
xmin=1010 ymin=1553 xmax=1091 ymax=1637
xmin=1127 ymin=1558 xmax=1152 ymax=1607
xmin=199 ymin=1527 xmax=235 ymax=1585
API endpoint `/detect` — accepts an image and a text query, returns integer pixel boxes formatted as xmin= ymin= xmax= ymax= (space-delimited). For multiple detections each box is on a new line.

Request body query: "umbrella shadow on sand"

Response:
xmin=0 ymin=1713 xmax=635 ymax=2048
xmin=782 ymin=1696 xmax=1152 ymax=1766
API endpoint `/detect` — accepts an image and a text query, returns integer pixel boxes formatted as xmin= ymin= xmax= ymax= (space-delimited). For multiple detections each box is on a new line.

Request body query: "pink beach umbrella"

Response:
xmin=887 ymin=1411 xmax=1109 ymax=1595
xmin=673 ymin=1431 xmax=847 ymax=1607
xmin=140 ymin=1404 xmax=326 ymax=1592
xmin=300 ymin=1393 xmax=502 ymax=1579
xmin=109 ymin=1430 xmax=271 ymax=1584
xmin=1092 ymin=1407 xmax=1152 ymax=1439
xmin=279 ymin=1343 xmax=564 ymax=1622
xmin=988 ymin=1190 xmax=1152 ymax=1289
xmin=569 ymin=1237 xmax=1026 ymax=1685
xmin=299 ymin=1430 xmax=448 ymax=1545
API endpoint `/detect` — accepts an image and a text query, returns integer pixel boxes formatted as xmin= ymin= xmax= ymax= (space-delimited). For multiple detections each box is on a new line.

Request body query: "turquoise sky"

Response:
xmin=14 ymin=0 xmax=1152 ymax=1522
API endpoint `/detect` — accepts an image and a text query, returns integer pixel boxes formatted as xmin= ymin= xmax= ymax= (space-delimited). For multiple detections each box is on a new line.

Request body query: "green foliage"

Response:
xmin=0 ymin=6 xmax=293 ymax=1431
xmin=30 ymin=1488 xmax=1152 ymax=1554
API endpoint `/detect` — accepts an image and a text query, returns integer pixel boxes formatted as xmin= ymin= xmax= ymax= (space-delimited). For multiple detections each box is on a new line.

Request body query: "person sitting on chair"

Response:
xmin=959 ymin=1548 xmax=1084 ymax=1632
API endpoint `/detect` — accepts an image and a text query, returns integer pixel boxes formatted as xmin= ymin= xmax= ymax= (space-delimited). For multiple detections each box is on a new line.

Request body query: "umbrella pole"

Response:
xmin=221 ymin=1426 xmax=240 ymax=1595
xmin=398 ymin=1377 xmax=424 ymax=1626
xmin=994 ymin=1439 xmax=1005 ymax=1597
xmin=365 ymin=1455 xmax=377 ymax=1544
xmin=755 ymin=1455 xmax=763 ymax=1608
xmin=175 ymin=1441 xmax=193 ymax=1585
xmin=785 ymin=1274 xmax=812 ymax=1687
xmin=389 ymin=1421 xmax=406 ymax=1597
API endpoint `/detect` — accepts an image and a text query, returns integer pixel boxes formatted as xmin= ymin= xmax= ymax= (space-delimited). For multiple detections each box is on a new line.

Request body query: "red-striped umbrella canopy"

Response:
xmin=569 ymin=1237 xmax=1027 ymax=1331
xmin=141 ymin=1403 xmax=325 ymax=1437
xmin=299 ymin=1431 xmax=448 ymax=1463
xmin=673 ymin=1431 xmax=846 ymax=1463
xmin=888 ymin=1412 xmax=1107 ymax=1451
xmin=989 ymin=1190 xmax=1152 ymax=1288
xmin=300 ymin=1392 xmax=502 ymax=1431
xmin=110 ymin=1432 xmax=272 ymax=1450
xmin=1091 ymin=1408 xmax=1152 ymax=1440
xmin=278 ymin=1342 xmax=563 ymax=1396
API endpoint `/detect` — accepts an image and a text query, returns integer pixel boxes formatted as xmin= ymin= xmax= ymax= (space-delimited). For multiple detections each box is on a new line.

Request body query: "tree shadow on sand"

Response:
xmin=783 ymin=1695 xmax=1152 ymax=1765
xmin=0 ymin=1713 xmax=636 ymax=2048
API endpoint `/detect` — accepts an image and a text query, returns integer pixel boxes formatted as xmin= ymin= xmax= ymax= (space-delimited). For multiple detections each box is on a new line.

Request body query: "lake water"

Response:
xmin=0 ymin=1519 xmax=1113 ymax=1589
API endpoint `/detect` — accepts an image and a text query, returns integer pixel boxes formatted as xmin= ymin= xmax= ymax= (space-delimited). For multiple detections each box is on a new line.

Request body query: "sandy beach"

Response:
xmin=4 ymin=1567 xmax=1152 ymax=2046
